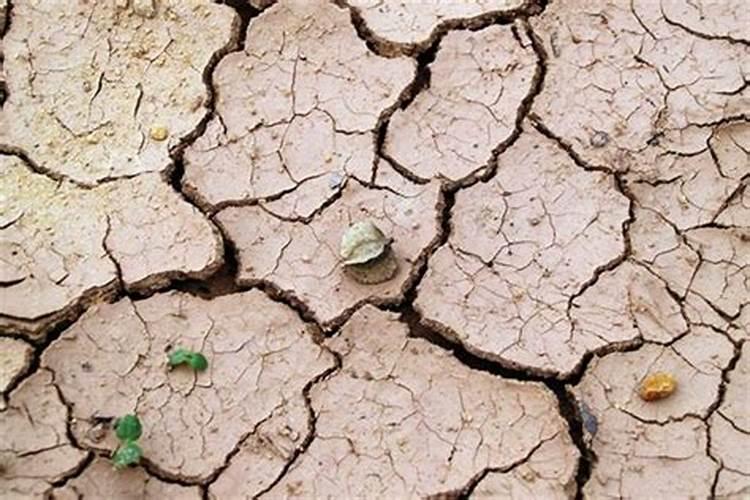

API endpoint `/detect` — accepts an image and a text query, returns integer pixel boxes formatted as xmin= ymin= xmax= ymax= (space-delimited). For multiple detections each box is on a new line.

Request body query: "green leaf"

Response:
xmin=168 ymin=348 xmax=192 ymax=367
xmin=114 ymin=414 xmax=142 ymax=442
xmin=113 ymin=441 xmax=142 ymax=470
xmin=187 ymin=352 xmax=208 ymax=371
xmin=168 ymin=348 xmax=208 ymax=371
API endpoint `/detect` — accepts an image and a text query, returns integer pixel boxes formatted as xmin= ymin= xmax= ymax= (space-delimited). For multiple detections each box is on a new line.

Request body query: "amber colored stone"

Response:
xmin=639 ymin=372 xmax=678 ymax=401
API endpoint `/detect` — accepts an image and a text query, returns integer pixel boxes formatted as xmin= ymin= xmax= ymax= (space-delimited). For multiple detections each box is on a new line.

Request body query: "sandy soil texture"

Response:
xmin=1 ymin=0 xmax=747 ymax=498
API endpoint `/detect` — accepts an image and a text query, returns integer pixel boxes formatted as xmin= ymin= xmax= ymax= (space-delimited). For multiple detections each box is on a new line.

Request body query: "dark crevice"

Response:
xmin=50 ymin=366 xmax=215 ymax=488
xmin=528 ymin=116 xmax=612 ymax=173
xmin=400 ymin=307 xmax=550 ymax=383
xmin=710 ymin=175 xmax=749 ymax=223
xmin=565 ymin=169 xmax=635 ymax=310
xmin=660 ymin=8 xmax=750 ymax=47
xmin=1 ymin=0 xmax=251 ymax=387
xmin=372 ymin=18 xmax=549 ymax=333
xmin=251 ymin=349 xmax=344 ymax=498
xmin=0 ymin=148 xmax=92 ymax=188
xmin=1 ymin=283 xmax=122 ymax=403
xmin=371 ymin=31 xmax=442 ymax=185
xmin=337 ymin=0 xmax=544 ymax=58
xmin=243 ymin=280 xmax=322 ymax=327
xmin=6 ymin=0 xmax=741 ymax=497
xmin=0 ymin=0 xmax=11 ymax=106
xmin=376 ymin=17 xmax=549 ymax=193
xmin=47 ymin=453 xmax=95 ymax=491
xmin=198 ymin=408 xmax=283 ymax=498
xmin=154 ymin=0 xmax=262 ymax=301
xmin=216 ymin=0 xmax=259 ymax=51
xmin=530 ymin=115 xmax=640 ymax=327
xmin=0 ymin=0 xmax=10 ymax=37
xmin=42 ymin=370 xmax=95 ymax=490
xmin=549 ymin=384 xmax=596 ymax=500
xmin=184 ymin=180 xmax=451 ymax=339
xmin=47 ymin=368 xmax=198 ymax=486
xmin=430 ymin=434 xmax=556 ymax=499
xmin=706 ymin=339 xmax=745 ymax=499
xmin=396 ymin=307 xmax=599 ymax=499
xmin=173 ymin=220 xmax=241 ymax=299
xmin=469 ymin=17 xmax=548 ymax=186
xmin=705 ymin=339 xmax=744 ymax=421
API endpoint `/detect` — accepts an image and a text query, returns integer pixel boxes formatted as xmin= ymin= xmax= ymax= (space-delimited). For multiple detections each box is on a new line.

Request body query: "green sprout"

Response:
xmin=113 ymin=441 xmax=143 ymax=469
xmin=168 ymin=348 xmax=209 ymax=371
xmin=112 ymin=414 xmax=143 ymax=470
xmin=114 ymin=414 xmax=142 ymax=442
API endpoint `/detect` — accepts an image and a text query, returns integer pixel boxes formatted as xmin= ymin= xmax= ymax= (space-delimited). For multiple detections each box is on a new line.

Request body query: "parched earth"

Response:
xmin=0 ymin=0 xmax=747 ymax=499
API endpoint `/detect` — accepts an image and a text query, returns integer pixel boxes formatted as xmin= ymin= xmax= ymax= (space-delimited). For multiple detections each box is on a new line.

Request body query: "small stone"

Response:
xmin=638 ymin=372 xmax=677 ymax=401
xmin=328 ymin=172 xmax=344 ymax=190
xmin=86 ymin=422 xmax=108 ymax=443
xmin=590 ymin=131 xmax=609 ymax=148
xmin=133 ymin=0 xmax=157 ymax=18
xmin=150 ymin=126 xmax=169 ymax=141
xmin=578 ymin=401 xmax=598 ymax=438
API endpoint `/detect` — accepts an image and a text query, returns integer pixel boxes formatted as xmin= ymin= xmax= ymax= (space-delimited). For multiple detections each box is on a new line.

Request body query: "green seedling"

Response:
xmin=115 ymin=414 xmax=142 ymax=442
xmin=112 ymin=414 xmax=143 ymax=470
xmin=168 ymin=348 xmax=209 ymax=371
xmin=113 ymin=441 xmax=143 ymax=470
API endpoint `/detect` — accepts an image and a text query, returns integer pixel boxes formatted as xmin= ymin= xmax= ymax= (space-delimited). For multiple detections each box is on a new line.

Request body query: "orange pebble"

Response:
xmin=639 ymin=372 xmax=677 ymax=401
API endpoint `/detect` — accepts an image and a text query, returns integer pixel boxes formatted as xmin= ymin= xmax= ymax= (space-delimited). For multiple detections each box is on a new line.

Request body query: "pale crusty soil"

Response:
xmin=0 ymin=0 xmax=747 ymax=499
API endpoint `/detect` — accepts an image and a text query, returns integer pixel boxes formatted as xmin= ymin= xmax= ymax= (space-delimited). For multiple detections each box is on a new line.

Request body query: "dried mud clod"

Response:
xmin=211 ymin=307 xmax=579 ymax=498
xmin=383 ymin=21 xmax=539 ymax=182
xmin=343 ymin=0 xmax=528 ymax=52
xmin=183 ymin=0 xmax=416 ymax=218
xmin=415 ymin=123 xmax=635 ymax=377
xmin=0 ymin=0 xmax=236 ymax=184
xmin=39 ymin=290 xmax=336 ymax=483
xmin=343 ymin=250 xmax=399 ymax=285
xmin=48 ymin=458 xmax=201 ymax=500
xmin=572 ymin=327 xmax=736 ymax=499
xmin=0 ymin=338 xmax=33 ymax=397
xmin=0 ymin=370 xmax=88 ymax=498
xmin=530 ymin=0 xmax=750 ymax=177
xmin=0 ymin=156 xmax=223 ymax=340
xmin=709 ymin=343 xmax=750 ymax=498
xmin=217 ymin=176 xmax=442 ymax=330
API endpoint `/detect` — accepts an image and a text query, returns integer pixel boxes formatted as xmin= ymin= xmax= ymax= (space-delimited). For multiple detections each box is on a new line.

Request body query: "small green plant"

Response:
xmin=113 ymin=414 xmax=143 ymax=470
xmin=168 ymin=348 xmax=209 ymax=371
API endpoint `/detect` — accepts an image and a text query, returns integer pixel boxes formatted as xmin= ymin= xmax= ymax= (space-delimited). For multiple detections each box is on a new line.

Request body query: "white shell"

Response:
xmin=340 ymin=220 xmax=389 ymax=265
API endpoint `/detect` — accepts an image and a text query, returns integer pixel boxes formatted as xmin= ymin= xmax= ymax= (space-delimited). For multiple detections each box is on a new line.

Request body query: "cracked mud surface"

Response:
xmin=1 ymin=0 xmax=748 ymax=498
xmin=216 ymin=307 xmax=577 ymax=498
xmin=0 ymin=0 xmax=236 ymax=184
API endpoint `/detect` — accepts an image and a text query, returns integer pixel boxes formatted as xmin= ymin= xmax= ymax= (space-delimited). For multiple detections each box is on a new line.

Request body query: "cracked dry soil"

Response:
xmin=0 ymin=0 xmax=747 ymax=499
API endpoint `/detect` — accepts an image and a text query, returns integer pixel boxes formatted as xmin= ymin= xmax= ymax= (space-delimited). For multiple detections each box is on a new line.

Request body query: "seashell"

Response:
xmin=638 ymin=372 xmax=677 ymax=401
xmin=340 ymin=220 xmax=390 ymax=266
xmin=344 ymin=249 xmax=398 ymax=285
